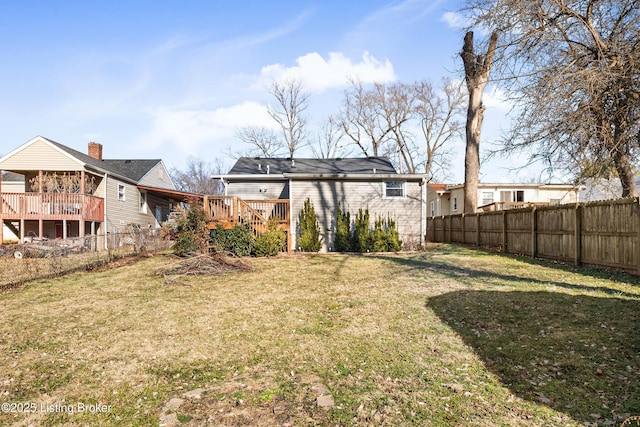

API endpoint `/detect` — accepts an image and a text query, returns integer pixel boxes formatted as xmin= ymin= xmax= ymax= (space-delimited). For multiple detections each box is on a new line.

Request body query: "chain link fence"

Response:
xmin=0 ymin=228 xmax=171 ymax=289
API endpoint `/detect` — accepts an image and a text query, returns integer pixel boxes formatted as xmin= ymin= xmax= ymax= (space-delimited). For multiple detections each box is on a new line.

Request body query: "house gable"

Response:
xmin=0 ymin=136 xmax=85 ymax=171
xmin=137 ymin=161 xmax=176 ymax=190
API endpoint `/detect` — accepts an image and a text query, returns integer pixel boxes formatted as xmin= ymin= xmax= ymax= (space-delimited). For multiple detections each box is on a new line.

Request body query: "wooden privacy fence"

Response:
xmin=426 ymin=197 xmax=640 ymax=274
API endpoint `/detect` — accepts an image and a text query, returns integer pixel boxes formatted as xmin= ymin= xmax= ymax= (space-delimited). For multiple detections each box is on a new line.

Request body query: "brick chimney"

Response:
xmin=88 ymin=142 xmax=103 ymax=160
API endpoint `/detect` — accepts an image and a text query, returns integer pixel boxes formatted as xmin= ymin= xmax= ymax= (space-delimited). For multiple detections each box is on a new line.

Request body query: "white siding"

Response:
xmin=0 ymin=138 xmax=83 ymax=171
xmin=138 ymin=162 xmax=176 ymax=190
xmin=227 ymin=181 xmax=288 ymax=200
xmin=105 ymin=177 xmax=159 ymax=232
xmin=289 ymin=179 xmax=423 ymax=252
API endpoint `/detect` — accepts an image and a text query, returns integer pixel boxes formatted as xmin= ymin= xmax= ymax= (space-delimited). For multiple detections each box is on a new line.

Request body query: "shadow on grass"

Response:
xmin=376 ymin=248 xmax=640 ymax=298
xmin=427 ymin=289 xmax=640 ymax=424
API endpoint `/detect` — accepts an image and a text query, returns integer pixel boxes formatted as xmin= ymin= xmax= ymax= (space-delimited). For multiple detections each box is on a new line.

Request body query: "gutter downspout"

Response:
xmin=288 ymin=177 xmax=293 ymax=252
xmin=103 ymin=172 xmax=108 ymax=250
xmin=220 ymin=178 xmax=228 ymax=196
xmin=421 ymin=177 xmax=426 ymax=248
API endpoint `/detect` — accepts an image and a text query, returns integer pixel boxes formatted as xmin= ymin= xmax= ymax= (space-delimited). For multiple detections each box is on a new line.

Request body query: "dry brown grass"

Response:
xmin=0 ymin=246 xmax=638 ymax=426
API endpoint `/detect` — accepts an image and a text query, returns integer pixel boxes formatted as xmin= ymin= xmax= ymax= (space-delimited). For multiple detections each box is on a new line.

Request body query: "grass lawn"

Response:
xmin=0 ymin=244 xmax=639 ymax=426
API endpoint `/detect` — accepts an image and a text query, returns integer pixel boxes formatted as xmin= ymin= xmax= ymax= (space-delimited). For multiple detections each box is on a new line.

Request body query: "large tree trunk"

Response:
xmin=461 ymin=31 xmax=498 ymax=213
xmin=612 ymin=148 xmax=637 ymax=197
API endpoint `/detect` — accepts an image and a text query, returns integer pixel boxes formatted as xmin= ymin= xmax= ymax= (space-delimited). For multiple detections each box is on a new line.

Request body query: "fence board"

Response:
xmin=426 ymin=198 xmax=640 ymax=274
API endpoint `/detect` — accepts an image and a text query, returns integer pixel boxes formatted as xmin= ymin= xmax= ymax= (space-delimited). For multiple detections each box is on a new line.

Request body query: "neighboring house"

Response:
xmin=578 ymin=176 xmax=640 ymax=202
xmin=0 ymin=136 xmax=190 ymax=246
xmin=212 ymin=157 xmax=427 ymax=251
xmin=427 ymin=182 xmax=579 ymax=217
xmin=1 ymin=172 xmax=25 ymax=242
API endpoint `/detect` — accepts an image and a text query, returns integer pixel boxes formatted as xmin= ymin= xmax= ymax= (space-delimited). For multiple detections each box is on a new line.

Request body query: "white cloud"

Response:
xmin=253 ymin=51 xmax=396 ymax=93
xmin=441 ymin=11 xmax=468 ymax=29
xmin=483 ymin=85 xmax=514 ymax=112
xmin=145 ymin=101 xmax=275 ymax=153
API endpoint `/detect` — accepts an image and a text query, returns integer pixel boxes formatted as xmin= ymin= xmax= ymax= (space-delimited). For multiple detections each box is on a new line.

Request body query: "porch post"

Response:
xmin=0 ymin=170 xmax=3 ymax=243
xmin=38 ymin=219 xmax=43 ymax=240
xmin=63 ymin=219 xmax=67 ymax=240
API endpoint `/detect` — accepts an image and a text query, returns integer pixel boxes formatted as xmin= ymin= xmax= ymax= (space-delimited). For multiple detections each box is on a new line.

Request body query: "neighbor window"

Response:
xmin=118 ymin=184 xmax=126 ymax=201
xmin=482 ymin=191 xmax=494 ymax=206
xmin=385 ymin=181 xmax=405 ymax=198
xmin=453 ymin=197 xmax=458 ymax=211
xmin=430 ymin=201 xmax=436 ymax=217
xmin=500 ymin=190 xmax=524 ymax=202
xmin=550 ymin=198 xmax=561 ymax=206
xmin=139 ymin=191 xmax=147 ymax=213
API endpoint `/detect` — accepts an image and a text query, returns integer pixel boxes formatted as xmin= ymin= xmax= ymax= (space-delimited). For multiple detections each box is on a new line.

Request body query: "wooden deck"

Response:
xmin=204 ymin=196 xmax=291 ymax=252
xmin=0 ymin=192 xmax=104 ymax=222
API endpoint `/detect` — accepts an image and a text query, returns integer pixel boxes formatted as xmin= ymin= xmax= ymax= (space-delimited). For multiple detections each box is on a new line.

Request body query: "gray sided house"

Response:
xmin=0 ymin=136 xmax=189 ymax=247
xmin=213 ymin=157 xmax=427 ymax=252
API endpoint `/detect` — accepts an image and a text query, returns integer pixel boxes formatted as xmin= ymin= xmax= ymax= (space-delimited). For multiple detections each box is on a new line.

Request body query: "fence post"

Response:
xmin=448 ymin=215 xmax=453 ymax=243
xmin=574 ymin=204 xmax=582 ymax=267
xmin=531 ymin=206 xmax=537 ymax=258
xmin=502 ymin=210 xmax=507 ymax=253
xmin=637 ymin=198 xmax=640 ymax=275
xmin=461 ymin=213 xmax=465 ymax=244
xmin=476 ymin=213 xmax=480 ymax=246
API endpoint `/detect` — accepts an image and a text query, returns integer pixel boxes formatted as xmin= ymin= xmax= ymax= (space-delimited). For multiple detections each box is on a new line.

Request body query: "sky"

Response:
xmin=0 ymin=0 xmax=537 ymax=183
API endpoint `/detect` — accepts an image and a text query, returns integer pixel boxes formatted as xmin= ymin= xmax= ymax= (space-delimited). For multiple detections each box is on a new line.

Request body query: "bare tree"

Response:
xmin=340 ymin=80 xmax=397 ymax=158
xmin=311 ymin=115 xmax=350 ymax=159
xmin=379 ymin=82 xmax=416 ymax=173
xmin=463 ymin=0 xmax=640 ymax=196
xmin=234 ymin=126 xmax=283 ymax=158
xmin=414 ymin=78 xmax=466 ymax=180
xmin=461 ymin=30 xmax=498 ymax=213
xmin=268 ymin=79 xmax=310 ymax=157
xmin=170 ymin=156 xmax=226 ymax=195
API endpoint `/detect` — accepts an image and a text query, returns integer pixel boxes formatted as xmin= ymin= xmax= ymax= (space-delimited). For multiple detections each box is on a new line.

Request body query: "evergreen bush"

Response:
xmin=172 ymin=204 xmax=210 ymax=256
xmin=298 ymin=198 xmax=322 ymax=252
xmin=210 ymin=223 xmax=255 ymax=256
xmin=372 ymin=215 xmax=402 ymax=252
xmin=253 ymin=217 xmax=287 ymax=257
xmin=334 ymin=204 xmax=352 ymax=252
xmin=352 ymin=208 xmax=372 ymax=253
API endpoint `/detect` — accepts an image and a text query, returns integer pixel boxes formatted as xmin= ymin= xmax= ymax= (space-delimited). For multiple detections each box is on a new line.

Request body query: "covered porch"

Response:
xmin=1 ymin=192 xmax=104 ymax=242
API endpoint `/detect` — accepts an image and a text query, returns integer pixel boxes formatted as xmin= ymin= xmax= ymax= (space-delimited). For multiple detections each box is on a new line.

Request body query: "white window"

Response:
xmin=118 ymin=184 xmax=126 ymax=201
xmin=500 ymin=190 xmax=524 ymax=202
xmin=453 ymin=197 xmax=458 ymax=211
xmin=550 ymin=198 xmax=561 ymax=206
xmin=384 ymin=181 xmax=405 ymax=198
xmin=430 ymin=201 xmax=436 ymax=217
xmin=482 ymin=191 xmax=494 ymax=205
xmin=139 ymin=191 xmax=147 ymax=213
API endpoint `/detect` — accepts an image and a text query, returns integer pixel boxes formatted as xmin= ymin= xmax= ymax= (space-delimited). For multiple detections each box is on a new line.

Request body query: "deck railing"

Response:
xmin=204 ymin=196 xmax=291 ymax=250
xmin=0 ymin=193 xmax=105 ymax=222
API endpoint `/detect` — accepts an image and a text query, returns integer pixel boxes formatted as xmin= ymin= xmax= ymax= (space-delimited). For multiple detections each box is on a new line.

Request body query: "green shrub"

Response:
xmin=372 ymin=215 xmax=402 ymax=252
xmin=253 ymin=217 xmax=286 ymax=257
xmin=352 ymin=208 xmax=372 ymax=253
xmin=210 ymin=223 xmax=255 ymax=256
xmin=334 ymin=204 xmax=352 ymax=252
xmin=172 ymin=204 xmax=209 ymax=256
xmin=298 ymin=198 xmax=322 ymax=252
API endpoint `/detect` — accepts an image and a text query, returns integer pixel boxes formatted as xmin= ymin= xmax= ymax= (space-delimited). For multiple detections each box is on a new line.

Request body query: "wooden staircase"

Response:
xmin=204 ymin=196 xmax=291 ymax=252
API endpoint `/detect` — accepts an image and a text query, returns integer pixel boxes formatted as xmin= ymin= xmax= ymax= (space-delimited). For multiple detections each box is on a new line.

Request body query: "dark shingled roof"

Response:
xmin=2 ymin=171 xmax=25 ymax=182
xmin=228 ymin=157 xmax=398 ymax=175
xmin=45 ymin=137 xmax=162 ymax=183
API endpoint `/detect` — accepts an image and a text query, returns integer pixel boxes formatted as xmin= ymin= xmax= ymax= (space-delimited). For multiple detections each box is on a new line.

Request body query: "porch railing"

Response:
xmin=0 ymin=193 xmax=105 ymax=222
